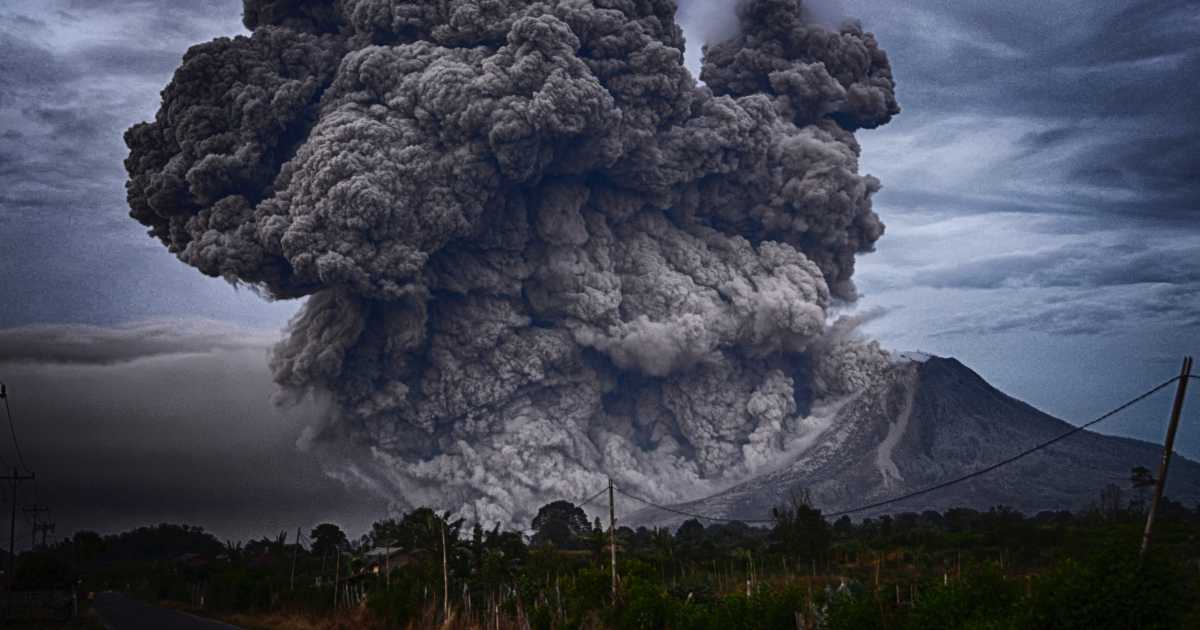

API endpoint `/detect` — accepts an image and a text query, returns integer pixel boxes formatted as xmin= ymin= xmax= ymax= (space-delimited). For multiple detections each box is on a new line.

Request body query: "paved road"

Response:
xmin=93 ymin=592 xmax=242 ymax=630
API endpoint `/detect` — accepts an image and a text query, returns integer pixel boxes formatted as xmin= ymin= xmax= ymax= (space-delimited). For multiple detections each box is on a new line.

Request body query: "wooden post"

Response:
xmin=806 ymin=572 xmax=812 ymax=614
xmin=874 ymin=553 xmax=880 ymax=591
xmin=22 ymin=507 xmax=46 ymax=550
xmin=749 ymin=550 xmax=755 ymax=592
xmin=442 ymin=521 xmax=450 ymax=621
xmin=609 ymin=479 xmax=617 ymax=601
xmin=290 ymin=527 xmax=300 ymax=591
xmin=333 ymin=546 xmax=340 ymax=610
xmin=385 ymin=538 xmax=391 ymax=591
xmin=2 ymin=467 xmax=35 ymax=581
xmin=1140 ymin=356 xmax=1192 ymax=564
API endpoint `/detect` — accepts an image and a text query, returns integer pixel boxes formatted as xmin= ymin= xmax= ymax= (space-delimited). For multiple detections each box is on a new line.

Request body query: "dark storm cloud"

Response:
xmin=0 ymin=34 xmax=143 ymax=215
xmin=857 ymin=0 xmax=1199 ymax=117
xmin=0 ymin=12 xmax=45 ymax=30
xmin=0 ymin=322 xmax=384 ymax=541
xmin=840 ymin=0 xmax=1200 ymax=221
xmin=927 ymin=280 xmax=1200 ymax=338
xmin=60 ymin=0 xmax=242 ymax=39
xmin=1066 ymin=133 xmax=1200 ymax=218
xmin=923 ymin=242 xmax=1200 ymax=291
xmin=942 ymin=304 xmax=1120 ymax=337
xmin=0 ymin=320 xmax=272 ymax=365
xmin=0 ymin=33 xmax=79 ymax=95
xmin=21 ymin=103 xmax=109 ymax=140
xmin=64 ymin=42 xmax=186 ymax=77
xmin=0 ymin=0 xmax=261 ymax=327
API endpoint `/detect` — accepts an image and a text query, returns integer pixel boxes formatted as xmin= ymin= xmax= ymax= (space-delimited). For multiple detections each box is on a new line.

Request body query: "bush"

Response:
xmin=14 ymin=552 xmax=76 ymax=589
xmin=1015 ymin=543 xmax=1187 ymax=630
xmin=615 ymin=577 xmax=675 ymax=630
xmin=903 ymin=565 xmax=1020 ymax=630
xmin=368 ymin=563 xmax=439 ymax=626
xmin=825 ymin=590 xmax=883 ymax=630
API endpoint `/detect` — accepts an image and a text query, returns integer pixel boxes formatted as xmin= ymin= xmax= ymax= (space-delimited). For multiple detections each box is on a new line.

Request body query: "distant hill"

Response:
xmin=629 ymin=356 xmax=1200 ymax=527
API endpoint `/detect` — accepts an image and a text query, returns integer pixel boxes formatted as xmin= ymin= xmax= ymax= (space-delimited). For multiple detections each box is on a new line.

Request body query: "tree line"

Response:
xmin=15 ymin=480 xmax=1200 ymax=629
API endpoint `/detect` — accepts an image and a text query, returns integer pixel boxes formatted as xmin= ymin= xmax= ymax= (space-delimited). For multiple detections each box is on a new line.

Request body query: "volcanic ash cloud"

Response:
xmin=125 ymin=0 xmax=899 ymax=525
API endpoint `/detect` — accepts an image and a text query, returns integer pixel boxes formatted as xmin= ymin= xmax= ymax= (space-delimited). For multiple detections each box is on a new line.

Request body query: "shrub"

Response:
xmin=903 ymin=565 xmax=1020 ymax=630
xmin=1014 ymin=542 xmax=1187 ymax=630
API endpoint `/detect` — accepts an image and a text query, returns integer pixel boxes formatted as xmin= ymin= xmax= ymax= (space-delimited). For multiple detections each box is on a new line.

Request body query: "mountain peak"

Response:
xmin=627 ymin=357 xmax=1200 ymax=528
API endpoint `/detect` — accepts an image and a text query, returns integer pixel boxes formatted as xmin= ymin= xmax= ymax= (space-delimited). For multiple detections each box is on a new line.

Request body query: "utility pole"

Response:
xmin=608 ymin=478 xmax=617 ymax=601
xmin=34 ymin=522 xmax=53 ymax=549
xmin=332 ymin=544 xmax=340 ymax=610
xmin=1140 ymin=356 xmax=1192 ymax=563
xmin=24 ymin=506 xmax=48 ymax=549
xmin=440 ymin=520 xmax=449 ymax=622
xmin=2 ymin=467 xmax=35 ymax=579
xmin=290 ymin=527 xmax=300 ymax=591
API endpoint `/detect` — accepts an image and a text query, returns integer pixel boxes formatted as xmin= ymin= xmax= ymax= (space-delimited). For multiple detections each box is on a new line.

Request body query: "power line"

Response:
xmin=614 ymin=485 xmax=773 ymax=524
xmin=826 ymin=375 xmax=1182 ymax=516
xmin=0 ymin=388 xmax=11 ymax=470
xmin=613 ymin=374 xmax=1182 ymax=524
xmin=577 ymin=486 xmax=608 ymax=508
xmin=0 ymin=384 xmax=32 ymax=473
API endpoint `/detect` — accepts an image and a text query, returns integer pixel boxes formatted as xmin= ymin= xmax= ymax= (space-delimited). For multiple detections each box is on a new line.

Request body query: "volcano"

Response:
xmin=628 ymin=355 xmax=1200 ymax=526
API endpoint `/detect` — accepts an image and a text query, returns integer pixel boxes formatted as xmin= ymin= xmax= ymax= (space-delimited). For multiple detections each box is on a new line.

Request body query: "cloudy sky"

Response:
xmin=0 ymin=0 xmax=1197 ymax=543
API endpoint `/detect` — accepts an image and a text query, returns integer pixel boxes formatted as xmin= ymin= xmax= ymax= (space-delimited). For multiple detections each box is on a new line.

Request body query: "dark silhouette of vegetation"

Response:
xmin=531 ymin=500 xmax=593 ymax=549
xmin=770 ymin=490 xmax=831 ymax=566
xmin=25 ymin=485 xmax=1200 ymax=629
xmin=309 ymin=522 xmax=348 ymax=556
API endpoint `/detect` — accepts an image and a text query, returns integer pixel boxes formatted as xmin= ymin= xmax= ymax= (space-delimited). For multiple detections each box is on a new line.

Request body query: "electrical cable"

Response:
xmin=825 ymin=375 xmax=1183 ymax=516
xmin=577 ymin=486 xmax=608 ymax=509
xmin=0 ymin=386 xmax=12 ymax=470
xmin=614 ymin=485 xmax=774 ymax=524
xmin=608 ymin=375 xmax=1182 ymax=523
xmin=1 ymin=385 xmax=32 ymax=473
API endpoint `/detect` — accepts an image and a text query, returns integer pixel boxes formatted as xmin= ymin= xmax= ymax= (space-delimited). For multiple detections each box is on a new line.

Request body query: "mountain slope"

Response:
xmin=629 ymin=356 xmax=1200 ymax=527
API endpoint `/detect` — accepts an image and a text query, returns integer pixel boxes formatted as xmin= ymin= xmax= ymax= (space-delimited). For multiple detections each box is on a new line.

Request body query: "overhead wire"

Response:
xmin=825 ymin=374 xmax=1182 ymax=517
xmin=0 ymin=386 xmax=11 ymax=471
xmin=577 ymin=486 xmax=609 ymax=509
xmin=601 ymin=374 xmax=1183 ymax=524
xmin=1 ymin=384 xmax=32 ymax=473
xmin=614 ymin=485 xmax=773 ymax=524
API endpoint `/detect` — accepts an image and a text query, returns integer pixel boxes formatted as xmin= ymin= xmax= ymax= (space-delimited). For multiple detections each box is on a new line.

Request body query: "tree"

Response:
xmin=1099 ymin=483 xmax=1124 ymax=520
xmin=675 ymin=519 xmax=705 ymax=546
xmin=531 ymin=501 xmax=591 ymax=548
xmin=310 ymin=523 xmax=349 ymax=556
xmin=392 ymin=508 xmax=463 ymax=557
xmin=771 ymin=492 xmax=831 ymax=564
xmin=470 ymin=522 xmax=485 ymax=574
xmin=1130 ymin=466 xmax=1155 ymax=513
xmin=370 ymin=518 xmax=404 ymax=549
xmin=70 ymin=531 xmax=105 ymax=565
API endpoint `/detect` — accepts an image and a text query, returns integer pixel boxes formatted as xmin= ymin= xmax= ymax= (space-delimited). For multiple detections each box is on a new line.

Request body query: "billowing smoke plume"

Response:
xmin=125 ymin=0 xmax=898 ymax=525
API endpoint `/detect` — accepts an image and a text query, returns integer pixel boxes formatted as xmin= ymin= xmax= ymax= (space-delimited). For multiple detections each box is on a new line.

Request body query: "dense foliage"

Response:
xmin=30 ymin=491 xmax=1200 ymax=629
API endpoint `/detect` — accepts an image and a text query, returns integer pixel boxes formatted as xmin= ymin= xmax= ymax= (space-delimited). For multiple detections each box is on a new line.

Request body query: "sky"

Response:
xmin=0 ymin=0 xmax=1197 ymax=543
